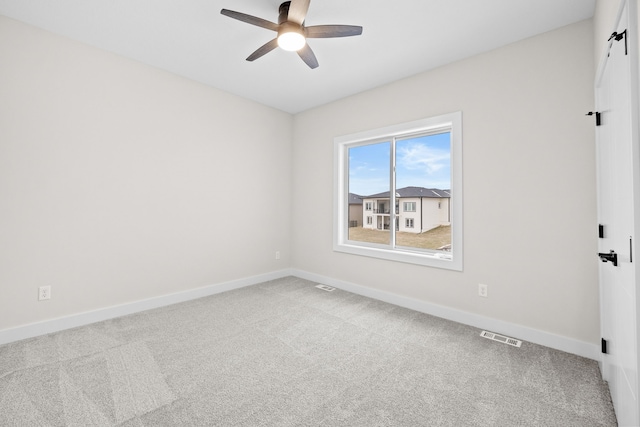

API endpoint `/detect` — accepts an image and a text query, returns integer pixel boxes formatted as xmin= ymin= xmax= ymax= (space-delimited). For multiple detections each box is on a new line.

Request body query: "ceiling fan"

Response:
xmin=220 ymin=0 xmax=362 ymax=69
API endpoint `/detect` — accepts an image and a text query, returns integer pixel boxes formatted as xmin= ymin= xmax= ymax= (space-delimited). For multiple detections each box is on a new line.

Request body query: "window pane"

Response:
xmin=348 ymin=141 xmax=391 ymax=245
xmin=395 ymin=132 xmax=451 ymax=252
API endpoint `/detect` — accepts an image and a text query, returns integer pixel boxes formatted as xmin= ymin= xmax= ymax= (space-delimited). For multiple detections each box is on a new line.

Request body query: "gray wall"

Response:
xmin=291 ymin=20 xmax=598 ymax=344
xmin=0 ymin=13 xmax=606 ymax=349
xmin=0 ymin=16 xmax=293 ymax=330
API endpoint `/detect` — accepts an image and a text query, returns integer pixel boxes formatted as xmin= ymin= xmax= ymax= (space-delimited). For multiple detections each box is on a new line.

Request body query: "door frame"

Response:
xmin=595 ymin=0 xmax=640 ymax=424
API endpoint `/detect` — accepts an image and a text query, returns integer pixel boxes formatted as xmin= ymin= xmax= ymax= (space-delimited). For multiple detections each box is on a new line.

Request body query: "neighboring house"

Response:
xmin=348 ymin=193 xmax=363 ymax=227
xmin=362 ymin=186 xmax=450 ymax=233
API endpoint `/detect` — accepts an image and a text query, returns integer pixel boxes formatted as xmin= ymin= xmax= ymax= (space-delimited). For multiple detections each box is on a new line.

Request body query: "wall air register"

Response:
xmin=480 ymin=330 xmax=522 ymax=347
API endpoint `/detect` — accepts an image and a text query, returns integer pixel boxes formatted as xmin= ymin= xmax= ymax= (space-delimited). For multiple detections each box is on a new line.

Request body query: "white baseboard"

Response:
xmin=0 ymin=269 xmax=293 ymax=346
xmin=0 ymin=268 xmax=600 ymax=360
xmin=291 ymin=269 xmax=600 ymax=361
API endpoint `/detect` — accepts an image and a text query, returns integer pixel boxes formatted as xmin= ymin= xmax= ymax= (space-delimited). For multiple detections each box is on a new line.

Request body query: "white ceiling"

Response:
xmin=0 ymin=0 xmax=595 ymax=114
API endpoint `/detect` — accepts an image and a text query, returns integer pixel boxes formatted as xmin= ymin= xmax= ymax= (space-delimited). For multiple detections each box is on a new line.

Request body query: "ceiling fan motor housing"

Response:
xmin=277 ymin=1 xmax=305 ymax=51
xmin=279 ymin=21 xmax=304 ymax=38
xmin=278 ymin=2 xmax=293 ymax=25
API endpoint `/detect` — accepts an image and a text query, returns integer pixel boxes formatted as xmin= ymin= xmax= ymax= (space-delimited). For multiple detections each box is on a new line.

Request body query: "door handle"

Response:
xmin=598 ymin=250 xmax=618 ymax=266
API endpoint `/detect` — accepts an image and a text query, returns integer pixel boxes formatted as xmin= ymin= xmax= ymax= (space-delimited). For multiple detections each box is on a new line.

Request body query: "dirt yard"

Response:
xmin=348 ymin=225 xmax=451 ymax=250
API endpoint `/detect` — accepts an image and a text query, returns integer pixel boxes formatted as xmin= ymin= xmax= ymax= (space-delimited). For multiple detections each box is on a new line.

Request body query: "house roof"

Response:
xmin=365 ymin=186 xmax=450 ymax=199
xmin=348 ymin=193 xmax=363 ymax=205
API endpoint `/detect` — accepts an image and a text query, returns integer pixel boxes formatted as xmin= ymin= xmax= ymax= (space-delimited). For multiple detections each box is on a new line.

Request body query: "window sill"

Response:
xmin=333 ymin=241 xmax=462 ymax=271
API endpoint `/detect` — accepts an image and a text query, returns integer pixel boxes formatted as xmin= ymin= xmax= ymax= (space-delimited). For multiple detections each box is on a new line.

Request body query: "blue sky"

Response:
xmin=348 ymin=132 xmax=451 ymax=196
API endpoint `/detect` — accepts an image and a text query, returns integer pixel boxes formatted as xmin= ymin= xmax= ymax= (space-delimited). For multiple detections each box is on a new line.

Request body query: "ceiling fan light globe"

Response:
xmin=277 ymin=31 xmax=306 ymax=51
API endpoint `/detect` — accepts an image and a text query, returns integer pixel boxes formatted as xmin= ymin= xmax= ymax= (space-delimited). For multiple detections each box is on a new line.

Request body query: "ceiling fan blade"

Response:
xmin=305 ymin=25 xmax=363 ymax=38
xmin=287 ymin=0 xmax=310 ymax=25
xmin=297 ymin=43 xmax=319 ymax=69
xmin=246 ymin=39 xmax=279 ymax=61
xmin=220 ymin=9 xmax=279 ymax=32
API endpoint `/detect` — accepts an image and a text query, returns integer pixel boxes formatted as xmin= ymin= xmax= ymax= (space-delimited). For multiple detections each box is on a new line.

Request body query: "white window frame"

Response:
xmin=333 ymin=112 xmax=463 ymax=271
xmin=406 ymin=218 xmax=414 ymax=228
xmin=366 ymin=216 xmax=372 ymax=225
xmin=365 ymin=202 xmax=373 ymax=211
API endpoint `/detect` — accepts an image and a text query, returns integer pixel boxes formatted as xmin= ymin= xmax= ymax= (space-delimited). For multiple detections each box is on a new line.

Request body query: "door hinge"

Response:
xmin=586 ymin=111 xmax=601 ymax=126
xmin=602 ymin=338 xmax=608 ymax=354
xmin=599 ymin=224 xmax=604 ymax=238
xmin=609 ymin=30 xmax=628 ymax=55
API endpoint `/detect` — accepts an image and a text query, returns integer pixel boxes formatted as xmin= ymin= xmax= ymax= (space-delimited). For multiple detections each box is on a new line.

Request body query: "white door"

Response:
xmin=596 ymin=1 xmax=640 ymax=425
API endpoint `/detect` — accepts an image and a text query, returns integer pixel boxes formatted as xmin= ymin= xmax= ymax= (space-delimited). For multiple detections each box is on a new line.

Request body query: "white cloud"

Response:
xmin=397 ymin=142 xmax=450 ymax=175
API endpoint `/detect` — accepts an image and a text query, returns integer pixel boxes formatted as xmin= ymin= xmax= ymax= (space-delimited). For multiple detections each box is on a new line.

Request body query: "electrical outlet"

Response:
xmin=478 ymin=284 xmax=488 ymax=298
xmin=38 ymin=286 xmax=51 ymax=301
xmin=275 ymin=251 xmax=281 ymax=260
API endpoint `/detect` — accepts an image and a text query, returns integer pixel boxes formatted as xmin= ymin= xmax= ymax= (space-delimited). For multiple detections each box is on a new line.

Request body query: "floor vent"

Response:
xmin=315 ymin=284 xmax=336 ymax=292
xmin=480 ymin=330 xmax=522 ymax=347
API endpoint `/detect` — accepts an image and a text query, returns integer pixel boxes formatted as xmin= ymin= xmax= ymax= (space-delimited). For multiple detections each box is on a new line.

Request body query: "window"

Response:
xmin=403 ymin=202 xmax=416 ymax=212
xmin=334 ymin=112 xmax=462 ymax=270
